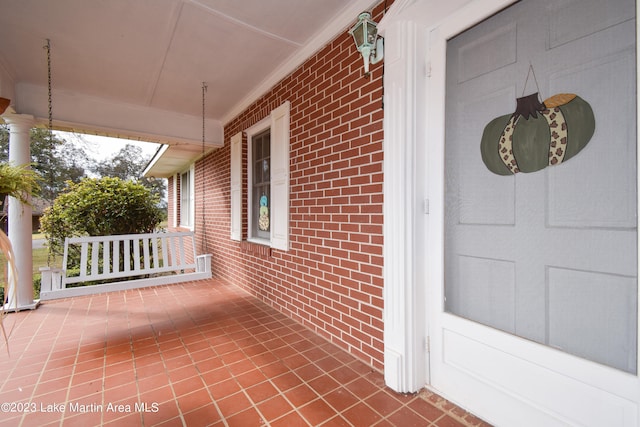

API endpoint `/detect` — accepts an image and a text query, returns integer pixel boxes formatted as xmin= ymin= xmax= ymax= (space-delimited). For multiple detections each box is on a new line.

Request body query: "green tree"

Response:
xmin=0 ymin=126 xmax=89 ymax=200
xmin=92 ymin=143 xmax=166 ymax=209
xmin=40 ymin=177 xmax=164 ymax=257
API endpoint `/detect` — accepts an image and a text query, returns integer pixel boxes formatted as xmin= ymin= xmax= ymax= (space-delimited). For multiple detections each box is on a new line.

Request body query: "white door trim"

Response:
xmin=380 ymin=16 xmax=429 ymax=393
xmin=380 ymin=0 xmax=518 ymax=395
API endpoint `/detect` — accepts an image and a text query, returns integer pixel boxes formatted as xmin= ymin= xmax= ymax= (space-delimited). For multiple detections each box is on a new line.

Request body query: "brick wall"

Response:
xmin=176 ymin=2 xmax=388 ymax=370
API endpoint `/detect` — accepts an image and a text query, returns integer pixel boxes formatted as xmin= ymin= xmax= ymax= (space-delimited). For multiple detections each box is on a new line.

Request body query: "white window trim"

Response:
xmin=246 ymin=117 xmax=271 ymax=246
xmin=172 ymin=173 xmax=178 ymax=228
xmin=230 ymin=101 xmax=290 ymax=251
xmin=179 ymin=164 xmax=195 ymax=230
xmin=230 ymin=132 xmax=243 ymax=241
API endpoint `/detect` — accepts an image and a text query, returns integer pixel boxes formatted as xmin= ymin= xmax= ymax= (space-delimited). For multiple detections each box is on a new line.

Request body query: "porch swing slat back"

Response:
xmin=39 ymin=231 xmax=212 ymax=301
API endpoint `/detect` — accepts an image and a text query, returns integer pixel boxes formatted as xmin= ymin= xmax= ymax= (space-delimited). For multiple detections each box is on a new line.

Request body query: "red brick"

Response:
xmin=169 ymin=1 xmax=389 ymax=372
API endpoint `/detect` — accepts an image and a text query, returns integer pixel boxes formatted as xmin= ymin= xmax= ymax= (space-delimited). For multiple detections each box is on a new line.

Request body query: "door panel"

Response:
xmin=455 ymin=87 xmax=517 ymax=226
xmin=548 ymin=51 xmax=637 ymax=229
xmin=548 ymin=0 xmax=634 ymax=49
xmin=548 ymin=267 xmax=637 ymax=372
xmin=444 ymin=0 xmax=637 ymax=373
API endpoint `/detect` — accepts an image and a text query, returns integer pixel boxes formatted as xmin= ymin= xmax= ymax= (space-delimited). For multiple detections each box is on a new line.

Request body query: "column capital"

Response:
xmin=2 ymin=112 xmax=35 ymax=129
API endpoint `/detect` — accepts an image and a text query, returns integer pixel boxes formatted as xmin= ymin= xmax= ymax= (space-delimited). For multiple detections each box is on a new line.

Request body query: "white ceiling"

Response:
xmin=0 ymin=0 xmax=377 ymax=176
xmin=0 ymin=0 xmax=375 ymax=120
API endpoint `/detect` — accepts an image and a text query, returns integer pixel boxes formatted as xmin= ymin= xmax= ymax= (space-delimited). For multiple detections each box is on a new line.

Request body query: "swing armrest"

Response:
xmin=39 ymin=266 xmax=65 ymax=292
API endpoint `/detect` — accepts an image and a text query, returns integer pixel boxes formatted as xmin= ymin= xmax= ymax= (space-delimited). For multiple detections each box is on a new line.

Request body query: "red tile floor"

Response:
xmin=0 ymin=279 xmax=491 ymax=427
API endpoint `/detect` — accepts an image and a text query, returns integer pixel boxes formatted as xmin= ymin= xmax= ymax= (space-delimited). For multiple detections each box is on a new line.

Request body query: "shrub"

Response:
xmin=40 ymin=177 xmax=164 ymax=258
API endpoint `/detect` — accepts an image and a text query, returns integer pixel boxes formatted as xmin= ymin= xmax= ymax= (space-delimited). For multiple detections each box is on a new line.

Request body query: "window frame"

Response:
xmin=178 ymin=164 xmax=195 ymax=229
xmin=230 ymin=100 xmax=290 ymax=251
xmin=172 ymin=173 xmax=178 ymax=228
xmin=246 ymin=117 xmax=271 ymax=245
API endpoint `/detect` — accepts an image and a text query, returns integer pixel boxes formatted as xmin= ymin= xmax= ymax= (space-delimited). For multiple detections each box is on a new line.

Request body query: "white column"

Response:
xmin=3 ymin=113 xmax=38 ymax=310
xmin=380 ymin=18 xmax=428 ymax=393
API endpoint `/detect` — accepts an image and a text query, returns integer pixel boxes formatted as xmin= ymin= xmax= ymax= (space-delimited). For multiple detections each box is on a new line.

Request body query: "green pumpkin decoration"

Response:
xmin=480 ymin=93 xmax=595 ymax=175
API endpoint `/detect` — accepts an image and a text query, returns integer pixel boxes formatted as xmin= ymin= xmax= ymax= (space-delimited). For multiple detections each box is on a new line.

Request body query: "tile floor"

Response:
xmin=0 ymin=279 xmax=491 ymax=427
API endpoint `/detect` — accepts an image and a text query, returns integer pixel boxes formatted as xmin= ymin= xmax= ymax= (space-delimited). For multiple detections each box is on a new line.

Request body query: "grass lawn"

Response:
xmin=33 ymin=245 xmax=62 ymax=272
xmin=2 ymin=229 xmax=170 ymax=300
xmin=0 ymin=238 xmax=62 ymax=300
xmin=1 ymin=243 xmax=61 ymax=277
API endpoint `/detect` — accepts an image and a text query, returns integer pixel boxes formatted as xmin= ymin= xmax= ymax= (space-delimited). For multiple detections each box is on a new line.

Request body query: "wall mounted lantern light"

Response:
xmin=349 ymin=11 xmax=384 ymax=76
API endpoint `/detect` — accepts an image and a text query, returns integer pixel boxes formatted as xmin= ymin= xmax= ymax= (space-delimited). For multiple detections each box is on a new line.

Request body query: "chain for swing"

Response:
xmin=45 ymin=40 xmax=53 ymax=143
xmin=201 ymin=82 xmax=208 ymax=253
xmin=44 ymin=39 xmax=55 ymax=267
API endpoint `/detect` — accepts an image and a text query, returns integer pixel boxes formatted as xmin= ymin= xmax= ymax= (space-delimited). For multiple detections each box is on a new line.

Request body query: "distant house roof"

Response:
xmin=1 ymin=196 xmax=51 ymax=216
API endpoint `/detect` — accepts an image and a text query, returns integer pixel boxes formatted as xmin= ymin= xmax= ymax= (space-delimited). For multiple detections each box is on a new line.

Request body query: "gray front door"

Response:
xmin=444 ymin=0 xmax=637 ymax=374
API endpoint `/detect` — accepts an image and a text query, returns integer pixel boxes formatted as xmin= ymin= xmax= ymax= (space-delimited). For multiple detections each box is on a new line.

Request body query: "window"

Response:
xmin=172 ymin=175 xmax=178 ymax=228
xmin=251 ymin=129 xmax=271 ymax=241
xmin=179 ymin=165 xmax=194 ymax=228
xmin=230 ymin=101 xmax=290 ymax=250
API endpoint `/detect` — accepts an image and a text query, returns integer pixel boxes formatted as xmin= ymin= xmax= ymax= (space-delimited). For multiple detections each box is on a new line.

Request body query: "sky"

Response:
xmin=55 ymin=131 xmax=161 ymax=162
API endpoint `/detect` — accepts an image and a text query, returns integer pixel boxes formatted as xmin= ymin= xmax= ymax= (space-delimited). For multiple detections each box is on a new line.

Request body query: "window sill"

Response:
xmin=247 ymin=237 xmax=270 ymax=246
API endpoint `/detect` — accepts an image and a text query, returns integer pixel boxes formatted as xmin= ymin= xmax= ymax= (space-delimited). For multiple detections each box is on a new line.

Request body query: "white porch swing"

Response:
xmin=38 ymin=41 xmax=212 ymax=301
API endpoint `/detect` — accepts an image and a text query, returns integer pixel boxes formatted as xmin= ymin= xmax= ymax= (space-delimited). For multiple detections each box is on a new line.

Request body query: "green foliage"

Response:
xmin=0 ymin=162 xmax=42 ymax=204
xmin=0 ymin=126 xmax=166 ymax=210
xmin=0 ymin=125 xmax=89 ymax=200
xmin=92 ymin=143 xmax=166 ymax=210
xmin=40 ymin=177 xmax=163 ymax=257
